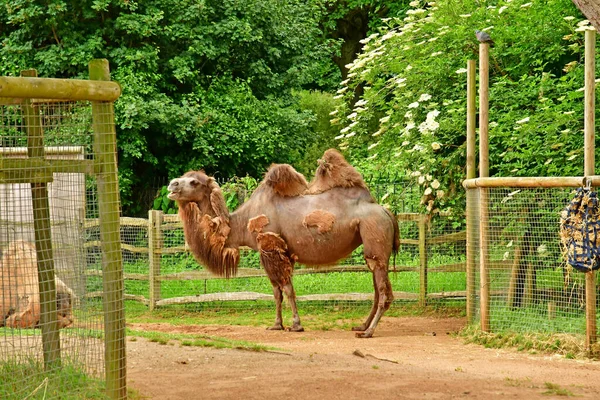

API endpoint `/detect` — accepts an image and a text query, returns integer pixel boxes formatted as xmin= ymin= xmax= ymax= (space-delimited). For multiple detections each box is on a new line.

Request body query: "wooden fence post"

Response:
xmin=21 ymin=69 xmax=61 ymax=370
xmin=466 ymin=59 xmax=477 ymax=323
xmin=148 ymin=210 xmax=163 ymax=310
xmin=479 ymin=40 xmax=491 ymax=332
xmin=584 ymin=28 xmax=597 ymax=351
xmin=418 ymin=214 xmax=428 ymax=307
xmin=89 ymin=59 xmax=127 ymax=400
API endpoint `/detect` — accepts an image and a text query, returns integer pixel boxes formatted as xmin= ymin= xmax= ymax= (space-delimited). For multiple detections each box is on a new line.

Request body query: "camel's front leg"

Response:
xmin=267 ymin=284 xmax=284 ymax=331
xmin=257 ymin=232 xmax=303 ymax=332
xmin=282 ymin=282 xmax=304 ymax=332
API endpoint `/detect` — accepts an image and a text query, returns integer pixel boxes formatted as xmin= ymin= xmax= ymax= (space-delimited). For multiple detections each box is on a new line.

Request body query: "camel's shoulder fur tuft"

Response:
xmin=262 ymin=164 xmax=308 ymax=197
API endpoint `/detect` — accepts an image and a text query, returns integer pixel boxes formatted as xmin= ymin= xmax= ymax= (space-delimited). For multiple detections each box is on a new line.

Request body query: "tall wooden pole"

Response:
xmin=148 ymin=210 xmax=163 ymax=311
xmin=418 ymin=214 xmax=428 ymax=307
xmin=89 ymin=59 xmax=127 ymax=399
xmin=466 ymin=59 xmax=477 ymax=323
xmin=21 ymin=69 xmax=61 ymax=369
xmin=584 ymin=28 xmax=597 ymax=351
xmin=478 ymin=42 xmax=491 ymax=332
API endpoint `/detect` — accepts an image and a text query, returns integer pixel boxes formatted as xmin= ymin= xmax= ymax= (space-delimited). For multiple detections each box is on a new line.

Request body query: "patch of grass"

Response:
xmin=0 ymin=327 xmax=38 ymax=336
xmin=123 ymin=299 xmax=465 ymax=331
xmin=126 ymin=328 xmax=274 ymax=352
xmin=488 ymin=302 xmax=587 ymax=336
xmin=543 ymin=382 xmax=574 ymax=396
xmin=109 ymin=260 xmax=468 ymax=299
xmin=460 ymin=325 xmax=593 ymax=359
xmin=0 ymin=358 xmax=109 ymax=400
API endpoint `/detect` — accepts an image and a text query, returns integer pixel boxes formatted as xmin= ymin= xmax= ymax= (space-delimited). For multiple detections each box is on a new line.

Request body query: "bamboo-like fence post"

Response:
xmin=466 ymin=59 xmax=477 ymax=323
xmin=148 ymin=210 xmax=163 ymax=311
xmin=89 ymin=59 xmax=127 ymax=399
xmin=478 ymin=41 xmax=491 ymax=332
xmin=584 ymin=28 xmax=597 ymax=351
xmin=418 ymin=214 xmax=428 ymax=307
xmin=21 ymin=69 xmax=61 ymax=369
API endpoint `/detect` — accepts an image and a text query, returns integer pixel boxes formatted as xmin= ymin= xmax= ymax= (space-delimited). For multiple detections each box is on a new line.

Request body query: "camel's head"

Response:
xmin=167 ymin=170 xmax=214 ymax=202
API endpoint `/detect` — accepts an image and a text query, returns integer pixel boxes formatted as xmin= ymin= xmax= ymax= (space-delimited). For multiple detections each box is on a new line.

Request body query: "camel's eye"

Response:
xmin=190 ymin=179 xmax=200 ymax=187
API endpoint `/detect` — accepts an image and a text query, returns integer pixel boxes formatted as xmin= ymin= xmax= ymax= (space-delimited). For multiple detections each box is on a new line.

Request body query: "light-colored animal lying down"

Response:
xmin=0 ymin=240 xmax=75 ymax=329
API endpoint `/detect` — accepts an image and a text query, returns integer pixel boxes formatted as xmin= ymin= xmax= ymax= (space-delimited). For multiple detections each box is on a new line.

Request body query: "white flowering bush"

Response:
xmin=332 ymin=0 xmax=592 ymax=224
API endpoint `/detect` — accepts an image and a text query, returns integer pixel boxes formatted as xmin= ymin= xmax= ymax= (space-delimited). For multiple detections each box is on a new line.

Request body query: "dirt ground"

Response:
xmin=126 ymin=317 xmax=600 ymax=399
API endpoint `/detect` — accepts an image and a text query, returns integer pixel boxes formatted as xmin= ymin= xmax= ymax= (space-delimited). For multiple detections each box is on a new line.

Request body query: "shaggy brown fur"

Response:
xmin=263 ymin=164 xmax=308 ymax=197
xmin=0 ymin=240 xmax=74 ymax=329
xmin=257 ymin=232 xmax=295 ymax=286
xmin=308 ymin=149 xmax=370 ymax=195
xmin=248 ymin=215 xmax=270 ymax=234
xmin=179 ymin=199 xmax=240 ymax=278
xmin=303 ymin=210 xmax=336 ymax=234
xmin=168 ymin=148 xmax=399 ymax=338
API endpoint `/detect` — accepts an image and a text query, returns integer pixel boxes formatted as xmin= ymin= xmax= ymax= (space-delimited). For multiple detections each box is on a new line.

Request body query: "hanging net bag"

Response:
xmin=560 ymin=186 xmax=600 ymax=272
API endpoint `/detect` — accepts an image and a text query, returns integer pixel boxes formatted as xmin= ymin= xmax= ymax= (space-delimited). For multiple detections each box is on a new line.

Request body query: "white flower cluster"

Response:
xmin=418 ymin=109 xmax=440 ymax=134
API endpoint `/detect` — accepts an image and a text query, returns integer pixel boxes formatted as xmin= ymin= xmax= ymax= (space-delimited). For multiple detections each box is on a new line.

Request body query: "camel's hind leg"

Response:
xmin=352 ymin=270 xmax=380 ymax=332
xmin=257 ymin=232 xmax=304 ymax=332
xmin=353 ymin=219 xmax=394 ymax=338
xmin=355 ymin=265 xmax=393 ymax=338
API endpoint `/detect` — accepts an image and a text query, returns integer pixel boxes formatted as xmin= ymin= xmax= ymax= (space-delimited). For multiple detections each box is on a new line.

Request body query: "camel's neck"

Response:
xmin=227 ymin=211 xmax=256 ymax=250
xmin=178 ymin=200 xmax=240 ymax=278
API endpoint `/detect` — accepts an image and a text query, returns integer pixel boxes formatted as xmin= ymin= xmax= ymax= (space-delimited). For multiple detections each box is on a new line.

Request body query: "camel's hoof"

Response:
xmin=355 ymin=329 xmax=374 ymax=338
xmin=267 ymin=324 xmax=284 ymax=331
xmin=287 ymin=325 xmax=304 ymax=332
xmin=352 ymin=325 xmax=367 ymax=332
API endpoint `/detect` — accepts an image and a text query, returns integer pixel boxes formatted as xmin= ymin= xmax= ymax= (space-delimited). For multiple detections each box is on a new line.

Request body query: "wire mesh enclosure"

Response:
xmin=112 ymin=180 xmax=465 ymax=313
xmin=0 ymin=62 xmax=125 ymax=399
xmin=467 ymin=185 xmax=598 ymax=340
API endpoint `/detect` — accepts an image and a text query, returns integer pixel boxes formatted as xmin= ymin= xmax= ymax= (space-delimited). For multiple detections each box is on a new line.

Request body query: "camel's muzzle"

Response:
xmin=167 ymin=180 xmax=180 ymax=200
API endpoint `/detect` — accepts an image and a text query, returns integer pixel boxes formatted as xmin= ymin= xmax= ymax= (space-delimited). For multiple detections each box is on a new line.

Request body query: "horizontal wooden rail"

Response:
xmin=463 ymin=176 xmax=585 ymax=188
xmin=429 ymin=231 xmax=466 ymax=244
xmin=85 ymin=241 xmax=148 ymax=254
xmin=0 ymin=76 xmax=121 ymax=102
xmin=0 ymin=158 xmax=94 ymax=175
xmin=85 ymin=288 xmax=482 ymax=307
xmin=0 ymin=146 xmax=85 ymax=157
xmin=85 ymin=217 xmax=147 ymax=228
xmin=84 ymin=290 xmax=471 ymax=307
xmin=0 ymin=169 xmax=53 ymax=184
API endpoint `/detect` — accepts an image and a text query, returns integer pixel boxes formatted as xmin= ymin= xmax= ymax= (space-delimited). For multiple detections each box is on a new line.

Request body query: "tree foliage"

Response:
xmin=0 ymin=0 xmax=337 ymax=213
xmin=333 ymin=0 xmax=593 ymax=225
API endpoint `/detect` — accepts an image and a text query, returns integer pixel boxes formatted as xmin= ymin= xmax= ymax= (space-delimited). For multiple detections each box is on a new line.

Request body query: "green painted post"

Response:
xmin=21 ymin=69 xmax=61 ymax=370
xmin=89 ymin=59 xmax=127 ymax=399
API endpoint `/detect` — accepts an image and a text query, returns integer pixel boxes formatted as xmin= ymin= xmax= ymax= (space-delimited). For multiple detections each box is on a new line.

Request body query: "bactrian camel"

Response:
xmin=167 ymin=149 xmax=399 ymax=338
xmin=0 ymin=240 xmax=75 ymax=328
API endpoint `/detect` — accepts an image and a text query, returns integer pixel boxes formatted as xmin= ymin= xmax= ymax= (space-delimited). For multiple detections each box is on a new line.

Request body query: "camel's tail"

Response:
xmin=385 ymin=209 xmax=400 ymax=271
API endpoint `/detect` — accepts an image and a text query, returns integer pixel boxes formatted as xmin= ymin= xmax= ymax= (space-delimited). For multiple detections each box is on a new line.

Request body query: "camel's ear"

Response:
xmin=264 ymin=164 xmax=308 ymax=197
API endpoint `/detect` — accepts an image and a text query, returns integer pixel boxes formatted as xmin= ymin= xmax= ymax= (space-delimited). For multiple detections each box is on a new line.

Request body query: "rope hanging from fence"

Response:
xmin=560 ymin=186 xmax=600 ymax=272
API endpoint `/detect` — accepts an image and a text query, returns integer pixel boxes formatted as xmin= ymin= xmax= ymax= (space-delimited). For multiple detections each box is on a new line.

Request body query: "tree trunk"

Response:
xmin=572 ymin=0 xmax=600 ymax=31
xmin=332 ymin=7 xmax=370 ymax=81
